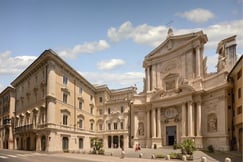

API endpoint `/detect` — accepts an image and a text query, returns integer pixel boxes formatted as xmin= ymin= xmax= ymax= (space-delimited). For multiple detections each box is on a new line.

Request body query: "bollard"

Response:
xmin=151 ymin=154 xmax=155 ymax=159
xmin=139 ymin=153 xmax=143 ymax=158
xmin=182 ymin=155 xmax=187 ymax=161
xmin=201 ymin=157 xmax=207 ymax=162
xmin=225 ymin=157 xmax=231 ymax=162
xmin=166 ymin=154 xmax=170 ymax=160
xmin=120 ymin=150 xmax=125 ymax=159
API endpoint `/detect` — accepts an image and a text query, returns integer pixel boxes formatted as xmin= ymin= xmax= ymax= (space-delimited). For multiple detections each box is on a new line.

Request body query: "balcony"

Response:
xmin=15 ymin=124 xmax=33 ymax=133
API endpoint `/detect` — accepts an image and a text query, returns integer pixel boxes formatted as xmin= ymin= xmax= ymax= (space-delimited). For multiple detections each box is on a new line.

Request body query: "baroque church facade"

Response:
xmin=130 ymin=29 xmax=238 ymax=151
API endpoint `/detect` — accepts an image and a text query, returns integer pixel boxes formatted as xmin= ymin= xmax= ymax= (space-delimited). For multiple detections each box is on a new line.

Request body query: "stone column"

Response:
xmin=134 ymin=115 xmax=138 ymax=138
xmin=47 ymin=60 xmax=56 ymax=97
xmin=152 ymin=65 xmax=156 ymax=90
xmin=181 ymin=103 xmax=186 ymax=137
xmin=196 ymin=47 xmax=201 ymax=77
xmin=188 ymin=101 xmax=193 ymax=137
xmin=47 ymin=98 xmax=56 ymax=124
xmin=46 ymin=60 xmax=56 ymax=124
xmin=157 ymin=108 xmax=161 ymax=138
xmin=146 ymin=68 xmax=150 ymax=91
xmin=152 ymin=108 xmax=156 ymax=138
xmin=197 ymin=102 xmax=202 ymax=136
xmin=146 ymin=111 xmax=150 ymax=138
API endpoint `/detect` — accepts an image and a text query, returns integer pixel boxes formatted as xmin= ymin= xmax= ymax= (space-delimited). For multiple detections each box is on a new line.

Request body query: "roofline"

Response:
xmin=228 ymin=54 xmax=243 ymax=79
xmin=11 ymin=49 xmax=96 ymax=91
xmin=0 ymin=86 xmax=14 ymax=96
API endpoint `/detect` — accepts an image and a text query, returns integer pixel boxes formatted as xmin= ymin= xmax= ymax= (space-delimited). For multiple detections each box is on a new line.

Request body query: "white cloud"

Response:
xmin=97 ymin=59 xmax=125 ymax=70
xmin=58 ymin=40 xmax=110 ymax=59
xmin=108 ymin=21 xmax=168 ymax=47
xmin=0 ymin=51 xmax=37 ymax=75
xmin=176 ymin=8 xmax=215 ymax=23
xmin=80 ymin=71 xmax=144 ymax=92
xmin=0 ymin=84 xmax=4 ymax=92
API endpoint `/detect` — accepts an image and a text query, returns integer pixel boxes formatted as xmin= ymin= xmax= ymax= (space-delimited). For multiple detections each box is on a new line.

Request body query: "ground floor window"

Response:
xmin=79 ymin=138 xmax=83 ymax=149
xmin=41 ymin=136 xmax=46 ymax=151
xmin=62 ymin=137 xmax=69 ymax=151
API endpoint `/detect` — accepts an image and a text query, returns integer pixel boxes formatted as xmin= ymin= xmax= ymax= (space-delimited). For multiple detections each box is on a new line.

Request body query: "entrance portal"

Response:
xmin=166 ymin=126 xmax=176 ymax=145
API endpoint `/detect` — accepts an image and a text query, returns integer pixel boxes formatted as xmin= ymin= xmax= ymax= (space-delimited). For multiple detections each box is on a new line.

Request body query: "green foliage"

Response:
xmin=178 ymin=139 xmax=196 ymax=155
xmin=155 ymin=153 xmax=165 ymax=158
xmin=91 ymin=138 xmax=104 ymax=154
xmin=207 ymin=145 xmax=214 ymax=153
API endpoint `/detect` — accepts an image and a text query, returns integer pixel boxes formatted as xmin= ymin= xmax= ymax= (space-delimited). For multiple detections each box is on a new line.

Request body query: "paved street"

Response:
xmin=0 ymin=148 xmax=242 ymax=162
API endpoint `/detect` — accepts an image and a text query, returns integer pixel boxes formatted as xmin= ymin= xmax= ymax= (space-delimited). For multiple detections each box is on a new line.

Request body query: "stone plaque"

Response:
xmin=165 ymin=107 xmax=178 ymax=118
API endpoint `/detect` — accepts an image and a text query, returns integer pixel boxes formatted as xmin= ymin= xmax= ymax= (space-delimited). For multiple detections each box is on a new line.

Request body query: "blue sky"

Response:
xmin=0 ymin=0 xmax=242 ymax=92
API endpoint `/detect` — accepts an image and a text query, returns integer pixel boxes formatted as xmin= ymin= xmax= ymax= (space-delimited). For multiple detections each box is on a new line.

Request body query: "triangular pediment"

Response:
xmin=145 ymin=30 xmax=207 ymax=60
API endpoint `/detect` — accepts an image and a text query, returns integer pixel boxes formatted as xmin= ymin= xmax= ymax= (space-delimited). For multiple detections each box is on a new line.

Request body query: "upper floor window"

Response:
xmin=63 ymin=76 xmax=68 ymax=85
xmin=120 ymin=122 xmax=124 ymax=130
xmin=79 ymin=101 xmax=83 ymax=110
xmin=35 ymin=76 xmax=38 ymax=85
xmin=237 ymin=106 xmax=242 ymax=115
xmin=90 ymin=106 xmax=93 ymax=115
xmin=108 ymin=123 xmax=111 ymax=130
xmin=90 ymin=95 xmax=93 ymax=101
xmin=63 ymin=114 xmax=68 ymax=125
xmin=63 ymin=93 xmax=68 ymax=103
xmin=99 ymin=109 xmax=102 ymax=115
xmin=237 ymin=69 xmax=242 ymax=80
xmin=79 ymin=87 xmax=83 ymax=94
xmin=78 ymin=119 xmax=83 ymax=128
xmin=121 ymin=106 xmax=124 ymax=113
xmin=99 ymin=97 xmax=103 ymax=103
xmin=114 ymin=122 xmax=117 ymax=130
xmin=238 ymin=88 xmax=242 ymax=98
xmin=99 ymin=123 xmax=102 ymax=130
xmin=108 ymin=108 xmax=111 ymax=114
xmin=90 ymin=122 xmax=94 ymax=131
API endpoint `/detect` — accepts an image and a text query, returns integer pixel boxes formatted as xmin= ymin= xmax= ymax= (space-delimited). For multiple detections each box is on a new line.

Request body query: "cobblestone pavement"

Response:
xmin=53 ymin=147 xmax=242 ymax=162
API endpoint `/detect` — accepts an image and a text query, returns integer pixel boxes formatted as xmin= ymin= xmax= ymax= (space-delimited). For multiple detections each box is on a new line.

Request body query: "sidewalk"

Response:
xmin=50 ymin=147 xmax=242 ymax=162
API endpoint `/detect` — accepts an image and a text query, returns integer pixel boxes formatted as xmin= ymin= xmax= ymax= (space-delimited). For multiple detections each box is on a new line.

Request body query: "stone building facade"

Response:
xmin=228 ymin=55 xmax=242 ymax=151
xmin=1 ymin=29 xmax=241 ymax=152
xmin=0 ymin=86 xmax=15 ymax=149
xmin=11 ymin=50 xmax=136 ymax=152
xmin=131 ymin=29 xmax=238 ymax=151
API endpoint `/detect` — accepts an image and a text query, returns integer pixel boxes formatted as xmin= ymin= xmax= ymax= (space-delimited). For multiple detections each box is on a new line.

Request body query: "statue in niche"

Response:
xmin=138 ymin=122 xmax=144 ymax=136
xmin=208 ymin=113 xmax=217 ymax=132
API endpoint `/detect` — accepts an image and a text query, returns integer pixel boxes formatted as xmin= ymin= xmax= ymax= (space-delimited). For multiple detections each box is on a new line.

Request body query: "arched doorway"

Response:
xmin=41 ymin=136 xmax=46 ymax=151
xmin=108 ymin=136 xmax=112 ymax=148
xmin=62 ymin=137 xmax=69 ymax=151
xmin=120 ymin=135 xmax=124 ymax=148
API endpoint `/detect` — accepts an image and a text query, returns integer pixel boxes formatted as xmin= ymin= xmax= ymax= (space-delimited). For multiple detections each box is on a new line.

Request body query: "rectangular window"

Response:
xmin=63 ymin=76 xmax=68 ymax=85
xmin=79 ymin=138 xmax=83 ymax=149
xmin=237 ymin=106 xmax=242 ymax=115
xmin=79 ymin=119 xmax=83 ymax=128
xmin=114 ymin=123 xmax=117 ymax=130
xmin=63 ymin=115 xmax=68 ymax=125
xmin=108 ymin=123 xmax=111 ymax=130
xmin=42 ymin=87 xmax=45 ymax=98
xmin=99 ymin=109 xmax=102 ymax=115
xmin=79 ymin=87 xmax=83 ymax=94
xmin=99 ymin=97 xmax=102 ymax=103
xmin=99 ymin=124 xmax=102 ymax=130
xmin=237 ymin=69 xmax=242 ymax=80
xmin=120 ymin=122 xmax=124 ymax=129
xmin=63 ymin=93 xmax=68 ymax=103
xmin=79 ymin=101 xmax=82 ymax=110
xmin=90 ymin=95 xmax=93 ymax=101
xmin=238 ymin=88 xmax=242 ymax=98
xmin=90 ymin=106 xmax=93 ymax=115
xmin=90 ymin=123 xmax=93 ymax=130
xmin=121 ymin=106 xmax=124 ymax=113
xmin=108 ymin=108 xmax=111 ymax=114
